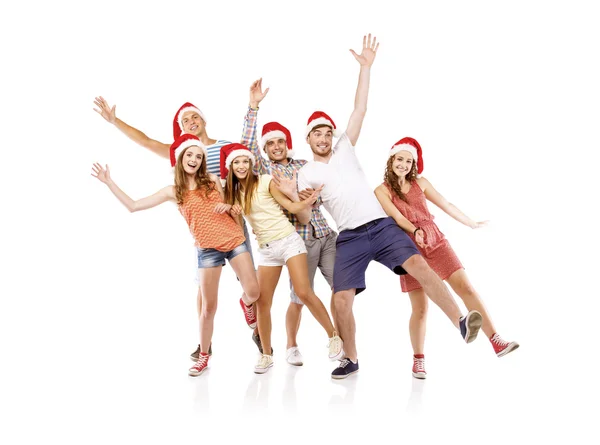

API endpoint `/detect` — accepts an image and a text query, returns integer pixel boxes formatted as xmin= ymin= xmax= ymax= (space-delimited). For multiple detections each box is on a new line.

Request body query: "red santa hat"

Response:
xmin=305 ymin=111 xmax=339 ymax=138
xmin=260 ymin=121 xmax=295 ymax=158
xmin=169 ymin=134 xmax=207 ymax=167
xmin=172 ymin=102 xmax=207 ymax=139
xmin=220 ymin=143 xmax=256 ymax=178
xmin=389 ymin=137 xmax=424 ymax=175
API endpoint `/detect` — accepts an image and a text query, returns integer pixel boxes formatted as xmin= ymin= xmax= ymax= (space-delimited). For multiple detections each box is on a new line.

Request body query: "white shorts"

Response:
xmin=258 ymin=231 xmax=307 ymax=267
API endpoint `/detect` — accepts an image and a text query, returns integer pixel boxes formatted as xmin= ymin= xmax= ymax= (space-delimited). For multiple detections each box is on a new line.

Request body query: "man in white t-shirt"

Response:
xmin=298 ymin=34 xmax=484 ymax=379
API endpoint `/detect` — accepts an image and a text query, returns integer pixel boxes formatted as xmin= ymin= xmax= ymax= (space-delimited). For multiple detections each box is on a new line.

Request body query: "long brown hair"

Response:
xmin=174 ymin=147 xmax=215 ymax=205
xmin=224 ymin=158 xmax=259 ymax=215
xmin=383 ymin=155 xmax=418 ymax=203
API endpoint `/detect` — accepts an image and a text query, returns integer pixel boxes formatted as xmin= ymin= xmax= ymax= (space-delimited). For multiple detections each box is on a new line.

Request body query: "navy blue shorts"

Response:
xmin=333 ymin=217 xmax=420 ymax=294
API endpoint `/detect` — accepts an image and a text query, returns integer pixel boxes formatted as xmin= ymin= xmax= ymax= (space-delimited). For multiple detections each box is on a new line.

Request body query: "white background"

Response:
xmin=1 ymin=0 xmax=599 ymax=443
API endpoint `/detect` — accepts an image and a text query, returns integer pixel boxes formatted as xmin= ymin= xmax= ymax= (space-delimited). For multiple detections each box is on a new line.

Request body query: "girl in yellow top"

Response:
xmin=220 ymin=143 xmax=344 ymax=374
xmin=91 ymin=134 xmax=260 ymax=377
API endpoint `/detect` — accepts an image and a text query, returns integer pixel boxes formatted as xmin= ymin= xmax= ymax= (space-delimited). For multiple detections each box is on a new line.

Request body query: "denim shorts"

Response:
xmin=197 ymin=242 xmax=249 ymax=269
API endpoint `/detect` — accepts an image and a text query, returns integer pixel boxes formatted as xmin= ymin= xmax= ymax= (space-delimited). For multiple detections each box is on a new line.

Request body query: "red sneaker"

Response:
xmin=490 ymin=333 xmax=519 ymax=357
xmin=189 ymin=353 xmax=209 ymax=376
xmin=412 ymin=355 xmax=427 ymax=379
xmin=240 ymin=298 xmax=257 ymax=329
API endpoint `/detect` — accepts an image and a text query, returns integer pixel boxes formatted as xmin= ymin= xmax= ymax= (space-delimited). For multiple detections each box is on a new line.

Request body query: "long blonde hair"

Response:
xmin=224 ymin=158 xmax=259 ymax=214
xmin=174 ymin=147 xmax=215 ymax=205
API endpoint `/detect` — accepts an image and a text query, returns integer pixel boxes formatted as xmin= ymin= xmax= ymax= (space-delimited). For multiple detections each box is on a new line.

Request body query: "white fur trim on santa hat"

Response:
xmin=305 ymin=117 xmax=339 ymax=138
xmin=260 ymin=130 xmax=295 ymax=158
xmin=174 ymin=140 xmax=207 ymax=164
xmin=178 ymin=107 xmax=207 ymax=130
xmin=225 ymin=150 xmax=256 ymax=171
xmin=389 ymin=143 xmax=418 ymax=162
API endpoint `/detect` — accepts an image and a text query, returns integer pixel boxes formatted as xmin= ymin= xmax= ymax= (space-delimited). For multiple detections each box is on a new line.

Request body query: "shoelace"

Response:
xmin=289 ymin=349 xmax=301 ymax=358
xmin=193 ymin=355 xmax=208 ymax=369
xmin=258 ymin=355 xmax=272 ymax=368
xmin=338 ymin=358 xmax=350 ymax=368
xmin=414 ymin=358 xmax=425 ymax=372
xmin=245 ymin=304 xmax=255 ymax=319
xmin=328 ymin=334 xmax=342 ymax=351
xmin=491 ymin=334 xmax=509 ymax=347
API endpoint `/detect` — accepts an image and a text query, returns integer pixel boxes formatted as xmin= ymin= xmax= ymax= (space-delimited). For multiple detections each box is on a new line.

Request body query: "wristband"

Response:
xmin=413 ymin=227 xmax=422 ymax=236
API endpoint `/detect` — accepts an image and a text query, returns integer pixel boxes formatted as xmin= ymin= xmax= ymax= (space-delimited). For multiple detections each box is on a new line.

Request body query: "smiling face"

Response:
xmin=264 ymin=137 xmax=288 ymax=162
xmin=392 ymin=151 xmax=417 ymax=180
xmin=180 ymin=145 xmax=205 ymax=175
xmin=306 ymin=125 xmax=334 ymax=158
xmin=231 ymin=156 xmax=251 ymax=180
xmin=181 ymin=110 xmax=206 ymax=137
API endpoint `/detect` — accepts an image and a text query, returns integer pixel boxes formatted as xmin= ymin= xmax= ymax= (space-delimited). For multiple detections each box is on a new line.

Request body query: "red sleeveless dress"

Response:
xmin=384 ymin=182 xmax=463 ymax=292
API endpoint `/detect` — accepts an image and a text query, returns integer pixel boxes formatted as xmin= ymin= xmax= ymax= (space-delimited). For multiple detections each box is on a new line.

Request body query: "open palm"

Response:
xmin=350 ymin=34 xmax=379 ymax=67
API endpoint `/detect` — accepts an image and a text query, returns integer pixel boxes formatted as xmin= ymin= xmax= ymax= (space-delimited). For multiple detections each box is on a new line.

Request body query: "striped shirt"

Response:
xmin=241 ymin=107 xmax=333 ymax=240
xmin=206 ymin=139 xmax=231 ymax=177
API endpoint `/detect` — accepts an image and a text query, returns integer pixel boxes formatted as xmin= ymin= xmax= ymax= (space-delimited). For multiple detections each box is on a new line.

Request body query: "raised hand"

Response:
xmin=350 ymin=33 xmax=379 ymax=67
xmin=91 ymin=162 xmax=112 ymax=184
xmin=93 ymin=96 xmax=117 ymax=124
xmin=214 ymin=203 xmax=232 ymax=214
xmin=271 ymin=170 xmax=297 ymax=199
xmin=249 ymin=78 xmax=270 ymax=108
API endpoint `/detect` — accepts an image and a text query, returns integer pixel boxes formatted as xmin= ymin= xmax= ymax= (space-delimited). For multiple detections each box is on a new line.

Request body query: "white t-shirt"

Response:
xmin=298 ymin=133 xmax=387 ymax=231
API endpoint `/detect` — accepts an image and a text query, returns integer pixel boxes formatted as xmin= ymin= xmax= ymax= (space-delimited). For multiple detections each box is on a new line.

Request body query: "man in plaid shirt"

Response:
xmin=241 ymin=79 xmax=337 ymax=367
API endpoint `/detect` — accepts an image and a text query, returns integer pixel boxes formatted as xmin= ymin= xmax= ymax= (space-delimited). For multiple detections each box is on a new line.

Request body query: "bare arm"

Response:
xmin=374 ymin=185 xmax=426 ymax=247
xmin=93 ymin=96 xmax=171 ymax=159
xmin=241 ymin=79 xmax=270 ymax=175
xmin=91 ymin=163 xmax=175 ymax=212
xmin=211 ymin=173 xmax=225 ymax=200
xmin=418 ymin=177 xmax=488 ymax=229
xmin=345 ymin=34 xmax=379 ymax=146
xmin=269 ymin=181 xmax=320 ymax=225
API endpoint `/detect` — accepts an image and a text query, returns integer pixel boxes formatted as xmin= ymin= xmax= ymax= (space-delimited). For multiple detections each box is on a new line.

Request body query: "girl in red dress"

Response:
xmin=374 ymin=137 xmax=518 ymax=379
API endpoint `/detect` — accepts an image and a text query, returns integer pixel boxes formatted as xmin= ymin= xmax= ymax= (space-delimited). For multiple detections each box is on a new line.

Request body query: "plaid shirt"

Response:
xmin=241 ymin=107 xmax=333 ymax=240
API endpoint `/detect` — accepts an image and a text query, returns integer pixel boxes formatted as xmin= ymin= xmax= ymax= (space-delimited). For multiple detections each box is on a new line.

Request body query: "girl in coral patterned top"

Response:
xmin=374 ymin=137 xmax=519 ymax=379
xmin=91 ymin=134 xmax=259 ymax=377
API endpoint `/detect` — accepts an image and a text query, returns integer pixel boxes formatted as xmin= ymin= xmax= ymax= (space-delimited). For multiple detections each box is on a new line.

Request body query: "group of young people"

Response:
xmin=92 ymin=34 xmax=518 ymax=380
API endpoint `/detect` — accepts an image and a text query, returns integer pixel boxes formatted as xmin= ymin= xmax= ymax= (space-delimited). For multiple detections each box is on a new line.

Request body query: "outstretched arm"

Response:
xmin=269 ymin=181 xmax=322 ymax=225
xmin=374 ymin=185 xmax=426 ymax=247
xmin=345 ymin=34 xmax=379 ymax=146
xmin=91 ymin=163 xmax=175 ymax=212
xmin=93 ymin=97 xmax=171 ymax=159
xmin=418 ymin=177 xmax=489 ymax=229
xmin=241 ymin=79 xmax=270 ymax=175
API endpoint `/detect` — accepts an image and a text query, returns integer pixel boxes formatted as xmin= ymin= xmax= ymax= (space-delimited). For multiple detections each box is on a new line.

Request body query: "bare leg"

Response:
xmin=331 ymin=289 xmax=356 ymax=360
xmin=447 ymin=269 xmax=497 ymax=338
xmin=256 ymin=266 xmax=282 ymax=356
xmin=408 ymin=289 xmax=428 ymax=355
xmin=286 ymin=254 xmax=335 ymax=336
xmin=198 ymin=266 xmax=222 ymax=354
xmin=229 ymin=252 xmax=260 ymax=305
xmin=402 ymin=255 xmax=463 ymax=327
xmin=285 ymin=303 xmax=302 ymax=348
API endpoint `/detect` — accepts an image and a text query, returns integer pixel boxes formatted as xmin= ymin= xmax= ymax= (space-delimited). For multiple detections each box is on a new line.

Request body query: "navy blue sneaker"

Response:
xmin=460 ymin=310 xmax=483 ymax=343
xmin=331 ymin=358 xmax=359 ymax=379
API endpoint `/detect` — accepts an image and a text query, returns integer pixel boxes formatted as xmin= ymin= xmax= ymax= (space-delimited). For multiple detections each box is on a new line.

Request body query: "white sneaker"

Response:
xmin=286 ymin=347 xmax=304 ymax=366
xmin=254 ymin=354 xmax=274 ymax=374
xmin=328 ymin=332 xmax=345 ymax=361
